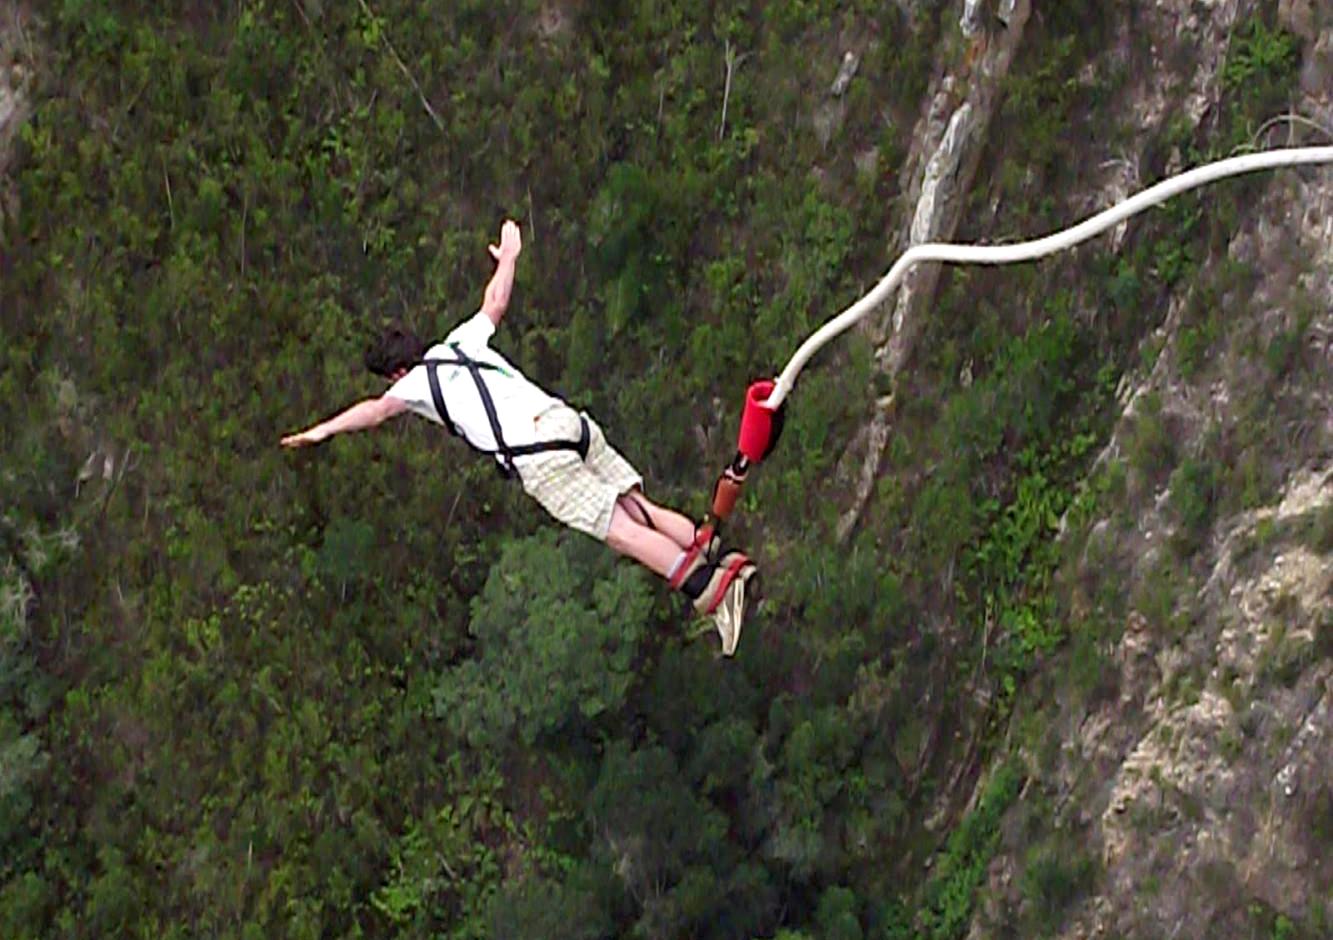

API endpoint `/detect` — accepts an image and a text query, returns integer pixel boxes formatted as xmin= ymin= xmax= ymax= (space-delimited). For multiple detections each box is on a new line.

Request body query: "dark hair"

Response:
xmin=364 ymin=327 xmax=427 ymax=377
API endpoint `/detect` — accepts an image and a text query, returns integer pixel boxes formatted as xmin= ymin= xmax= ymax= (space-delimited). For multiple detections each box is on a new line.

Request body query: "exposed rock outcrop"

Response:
xmin=1068 ymin=162 xmax=1333 ymax=939
xmin=0 ymin=2 xmax=34 ymax=228
xmin=834 ymin=0 xmax=1033 ymax=540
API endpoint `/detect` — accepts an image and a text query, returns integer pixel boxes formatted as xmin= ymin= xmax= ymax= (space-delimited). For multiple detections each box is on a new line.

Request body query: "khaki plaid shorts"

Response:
xmin=513 ymin=405 xmax=643 ymax=540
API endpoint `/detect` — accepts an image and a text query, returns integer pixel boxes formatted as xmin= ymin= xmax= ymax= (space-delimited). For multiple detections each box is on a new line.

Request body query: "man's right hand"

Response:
xmin=280 ymin=426 xmax=328 ymax=448
xmin=489 ymin=219 xmax=521 ymax=261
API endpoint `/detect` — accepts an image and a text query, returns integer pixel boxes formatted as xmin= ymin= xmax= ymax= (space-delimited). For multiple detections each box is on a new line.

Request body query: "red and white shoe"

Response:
xmin=712 ymin=562 xmax=759 ymax=657
xmin=669 ymin=526 xmax=758 ymax=655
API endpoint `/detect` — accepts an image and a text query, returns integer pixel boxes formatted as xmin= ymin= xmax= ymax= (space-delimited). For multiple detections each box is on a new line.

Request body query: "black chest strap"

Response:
xmin=420 ymin=344 xmax=590 ymax=477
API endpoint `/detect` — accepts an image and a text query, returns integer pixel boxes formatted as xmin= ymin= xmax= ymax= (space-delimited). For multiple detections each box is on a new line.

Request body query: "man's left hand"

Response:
xmin=489 ymin=219 xmax=521 ymax=261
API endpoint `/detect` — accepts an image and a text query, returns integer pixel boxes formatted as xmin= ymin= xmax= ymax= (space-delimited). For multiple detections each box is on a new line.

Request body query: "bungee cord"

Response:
xmin=702 ymin=146 xmax=1333 ymax=539
xmin=763 ymin=145 xmax=1333 ymax=411
xmin=689 ymin=147 xmax=1333 ymax=647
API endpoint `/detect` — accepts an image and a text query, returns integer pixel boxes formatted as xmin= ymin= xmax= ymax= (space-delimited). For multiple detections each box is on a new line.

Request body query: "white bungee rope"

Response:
xmin=763 ymin=146 xmax=1333 ymax=411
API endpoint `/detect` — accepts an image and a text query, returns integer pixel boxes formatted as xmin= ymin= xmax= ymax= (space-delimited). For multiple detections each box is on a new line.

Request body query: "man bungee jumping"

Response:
xmin=281 ymin=219 xmax=756 ymax=654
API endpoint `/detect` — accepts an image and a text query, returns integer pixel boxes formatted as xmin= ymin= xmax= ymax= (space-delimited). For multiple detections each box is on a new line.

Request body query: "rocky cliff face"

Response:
xmin=0 ymin=2 xmax=32 ymax=228
xmin=906 ymin=2 xmax=1333 ymax=937
xmin=824 ymin=0 xmax=1330 ymax=936
xmin=1051 ymin=33 xmax=1333 ymax=938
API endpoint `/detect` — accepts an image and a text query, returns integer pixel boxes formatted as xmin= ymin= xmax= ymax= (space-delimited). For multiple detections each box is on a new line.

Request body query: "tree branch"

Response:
xmin=719 ymin=40 xmax=749 ymax=141
xmin=356 ymin=0 xmax=446 ymax=133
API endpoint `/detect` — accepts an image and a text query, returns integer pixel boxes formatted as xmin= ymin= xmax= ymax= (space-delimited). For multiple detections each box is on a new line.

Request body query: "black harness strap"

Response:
xmin=505 ymin=415 xmax=590 ymax=462
xmin=420 ymin=344 xmax=589 ymax=477
xmin=422 ymin=357 xmax=476 ymax=439
xmin=619 ymin=491 xmax=658 ymax=531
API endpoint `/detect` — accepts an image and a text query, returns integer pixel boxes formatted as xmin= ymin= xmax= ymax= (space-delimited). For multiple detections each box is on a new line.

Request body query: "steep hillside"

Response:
xmin=960 ymin=2 xmax=1333 ymax=937
xmin=1 ymin=2 xmax=1328 ymax=938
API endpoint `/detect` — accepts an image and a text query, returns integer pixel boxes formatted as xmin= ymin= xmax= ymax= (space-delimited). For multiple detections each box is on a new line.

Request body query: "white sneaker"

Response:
xmin=712 ymin=567 xmax=756 ymax=657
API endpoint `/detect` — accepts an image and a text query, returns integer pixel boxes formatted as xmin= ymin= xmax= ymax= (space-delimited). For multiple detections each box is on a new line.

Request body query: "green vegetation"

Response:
xmin=1124 ymin=391 xmax=1178 ymax=485
xmin=884 ymin=763 xmax=1022 ymax=940
xmin=1020 ymin=838 xmax=1097 ymax=934
xmin=1221 ymin=17 xmax=1299 ymax=149
xmin=2 ymin=3 xmax=963 ymax=937
xmin=1246 ymin=900 xmax=1326 ymax=940
xmin=983 ymin=2 xmax=1118 ymax=231
xmin=1167 ymin=455 xmax=1221 ymax=555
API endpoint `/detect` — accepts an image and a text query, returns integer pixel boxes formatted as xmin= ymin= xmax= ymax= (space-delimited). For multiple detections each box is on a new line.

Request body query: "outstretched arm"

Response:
xmin=281 ymin=395 xmax=407 ymax=448
xmin=479 ymin=219 xmax=522 ymax=328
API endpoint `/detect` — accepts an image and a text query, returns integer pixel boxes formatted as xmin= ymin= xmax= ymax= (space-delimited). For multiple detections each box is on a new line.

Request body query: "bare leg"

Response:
xmin=616 ymin=489 xmax=698 ymax=550
xmin=605 ymin=502 xmax=686 ymax=578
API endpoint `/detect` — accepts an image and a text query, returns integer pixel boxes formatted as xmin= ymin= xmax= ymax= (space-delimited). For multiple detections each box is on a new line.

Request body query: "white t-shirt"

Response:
xmin=386 ymin=313 xmax=562 ymax=457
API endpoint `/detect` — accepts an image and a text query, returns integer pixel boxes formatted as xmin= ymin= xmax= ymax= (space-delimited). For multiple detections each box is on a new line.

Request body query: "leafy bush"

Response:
xmin=486 ymin=870 xmax=614 ymax=940
xmin=883 ymin=762 xmax=1023 ymax=940
xmin=433 ymin=531 xmax=654 ymax=748
xmin=1124 ymin=392 xmax=1177 ymax=484
xmin=1167 ymin=457 xmax=1219 ymax=556
xmin=1020 ymin=841 xmax=1096 ymax=933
